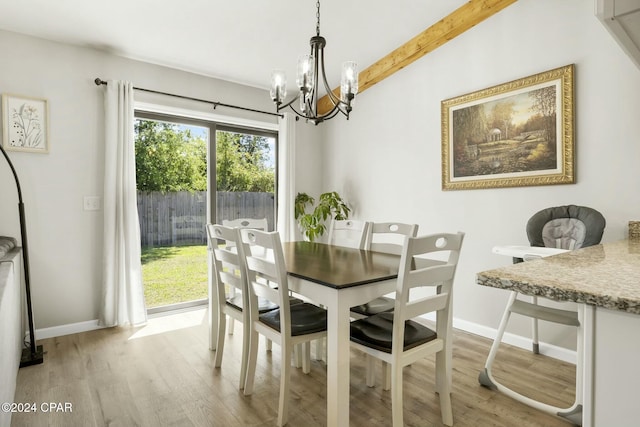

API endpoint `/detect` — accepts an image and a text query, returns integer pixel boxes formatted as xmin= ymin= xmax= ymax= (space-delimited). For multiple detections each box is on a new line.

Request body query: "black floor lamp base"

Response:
xmin=20 ymin=345 xmax=44 ymax=368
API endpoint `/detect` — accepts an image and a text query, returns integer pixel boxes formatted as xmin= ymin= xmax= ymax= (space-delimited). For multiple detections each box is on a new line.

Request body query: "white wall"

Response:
xmin=0 ymin=30 xmax=322 ymax=330
xmin=321 ymin=0 xmax=640 ymax=350
xmin=294 ymin=121 xmax=323 ymax=202
xmin=1 ymin=0 xmax=638 ymax=353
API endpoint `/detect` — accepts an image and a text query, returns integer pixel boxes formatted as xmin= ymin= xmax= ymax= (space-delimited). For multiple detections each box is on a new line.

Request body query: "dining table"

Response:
xmin=282 ymin=241 xmax=401 ymax=427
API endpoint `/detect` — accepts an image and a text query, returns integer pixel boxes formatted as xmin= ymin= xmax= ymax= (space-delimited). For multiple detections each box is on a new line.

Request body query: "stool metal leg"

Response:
xmin=478 ymin=291 xmax=517 ymax=391
xmin=531 ymin=296 xmax=540 ymax=354
xmin=479 ymin=291 xmax=584 ymax=425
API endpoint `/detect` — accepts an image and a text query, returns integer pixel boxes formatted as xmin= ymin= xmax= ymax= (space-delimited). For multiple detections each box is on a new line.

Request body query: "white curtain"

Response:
xmin=277 ymin=113 xmax=297 ymax=242
xmin=99 ymin=80 xmax=147 ymax=327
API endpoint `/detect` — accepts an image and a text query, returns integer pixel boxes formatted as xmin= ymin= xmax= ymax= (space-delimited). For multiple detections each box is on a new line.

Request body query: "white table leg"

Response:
xmin=326 ymin=289 xmax=351 ymax=427
xmin=582 ymin=304 xmax=595 ymax=427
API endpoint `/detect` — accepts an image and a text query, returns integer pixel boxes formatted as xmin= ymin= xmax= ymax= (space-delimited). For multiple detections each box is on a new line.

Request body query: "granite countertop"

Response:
xmin=477 ymin=239 xmax=640 ymax=314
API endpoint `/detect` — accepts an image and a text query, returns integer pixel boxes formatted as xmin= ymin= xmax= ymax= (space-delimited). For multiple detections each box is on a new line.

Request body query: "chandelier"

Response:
xmin=270 ymin=1 xmax=358 ymax=125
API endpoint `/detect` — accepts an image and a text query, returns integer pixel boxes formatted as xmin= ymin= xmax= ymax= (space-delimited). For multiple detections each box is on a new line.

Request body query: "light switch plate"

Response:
xmin=83 ymin=196 xmax=101 ymax=211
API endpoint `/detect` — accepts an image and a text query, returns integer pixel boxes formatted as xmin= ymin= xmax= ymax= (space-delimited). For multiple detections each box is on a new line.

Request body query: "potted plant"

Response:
xmin=294 ymin=191 xmax=350 ymax=242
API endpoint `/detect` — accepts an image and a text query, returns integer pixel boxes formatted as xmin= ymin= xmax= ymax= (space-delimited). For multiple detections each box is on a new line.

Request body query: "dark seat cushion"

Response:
xmin=226 ymin=294 xmax=279 ymax=314
xmin=350 ymin=296 xmax=395 ymax=316
xmin=274 ymin=288 xmax=304 ymax=305
xmin=350 ymin=312 xmax=437 ymax=353
xmin=259 ymin=303 xmax=327 ymax=336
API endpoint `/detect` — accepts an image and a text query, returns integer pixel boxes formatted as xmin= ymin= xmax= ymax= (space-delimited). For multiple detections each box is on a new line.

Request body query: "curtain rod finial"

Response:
xmin=94 ymin=78 xmax=106 ymax=86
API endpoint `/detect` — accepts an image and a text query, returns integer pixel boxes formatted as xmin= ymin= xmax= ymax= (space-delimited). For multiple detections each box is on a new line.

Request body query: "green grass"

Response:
xmin=141 ymin=245 xmax=208 ymax=308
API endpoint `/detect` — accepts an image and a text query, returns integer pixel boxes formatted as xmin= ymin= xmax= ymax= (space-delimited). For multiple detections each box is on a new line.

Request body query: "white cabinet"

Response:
xmin=593 ymin=307 xmax=640 ymax=426
xmin=596 ymin=0 xmax=640 ymax=70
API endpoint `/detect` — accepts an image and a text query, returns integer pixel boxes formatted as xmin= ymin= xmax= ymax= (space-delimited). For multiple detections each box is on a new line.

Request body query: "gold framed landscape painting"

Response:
xmin=441 ymin=64 xmax=574 ymax=190
xmin=2 ymin=93 xmax=49 ymax=153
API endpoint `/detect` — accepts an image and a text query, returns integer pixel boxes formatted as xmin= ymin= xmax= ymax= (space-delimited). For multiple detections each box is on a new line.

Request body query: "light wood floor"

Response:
xmin=12 ymin=308 xmax=577 ymax=427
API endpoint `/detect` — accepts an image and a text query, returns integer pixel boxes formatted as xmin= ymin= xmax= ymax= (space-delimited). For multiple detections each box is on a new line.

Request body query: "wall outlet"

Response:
xmin=83 ymin=196 xmax=101 ymax=211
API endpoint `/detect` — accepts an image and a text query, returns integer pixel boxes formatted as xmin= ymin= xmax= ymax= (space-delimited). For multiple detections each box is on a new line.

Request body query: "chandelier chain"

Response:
xmin=316 ymin=0 xmax=320 ymax=36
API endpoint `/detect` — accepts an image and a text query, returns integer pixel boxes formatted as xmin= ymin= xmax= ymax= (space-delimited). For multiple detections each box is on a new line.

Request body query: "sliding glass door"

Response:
xmin=134 ymin=112 xmax=277 ymax=313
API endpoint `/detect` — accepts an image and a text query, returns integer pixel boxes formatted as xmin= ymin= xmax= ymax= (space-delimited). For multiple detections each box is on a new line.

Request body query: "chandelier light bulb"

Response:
xmin=270 ymin=70 xmax=287 ymax=104
xmin=297 ymin=54 xmax=314 ymax=91
xmin=341 ymin=61 xmax=358 ymax=101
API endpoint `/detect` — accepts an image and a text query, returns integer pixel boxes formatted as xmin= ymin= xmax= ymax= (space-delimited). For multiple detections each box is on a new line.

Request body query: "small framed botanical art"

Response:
xmin=441 ymin=64 xmax=574 ymax=190
xmin=2 ymin=94 xmax=49 ymax=153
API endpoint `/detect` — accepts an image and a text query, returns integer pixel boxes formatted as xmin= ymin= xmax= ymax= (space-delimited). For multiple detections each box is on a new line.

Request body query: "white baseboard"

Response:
xmin=33 ymin=319 xmax=105 ymax=340
xmin=31 ymin=305 xmax=207 ymax=340
xmin=421 ymin=313 xmax=576 ymax=365
xmin=32 ymin=312 xmax=576 ymax=364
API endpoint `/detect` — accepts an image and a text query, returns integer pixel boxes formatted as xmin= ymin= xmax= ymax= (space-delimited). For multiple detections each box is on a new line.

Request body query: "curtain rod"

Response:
xmin=94 ymin=78 xmax=283 ymax=119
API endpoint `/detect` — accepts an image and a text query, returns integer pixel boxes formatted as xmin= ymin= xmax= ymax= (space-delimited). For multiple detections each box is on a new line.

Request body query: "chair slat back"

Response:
xmin=392 ymin=232 xmax=465 ymax=353
xmin=405 ymin=263 xmax=457 ymax=291
xmin=223 ymin=218 xmax=269 ymax=231
xmin=222 ymin=218 xmax=269 ymax=253
xmin=404 ymin=293 xmax=449 ymax=320
xmin=239 ymin=229 xmax=292 ymax=335
xmin=206 ymin=224 xmax=246 ymax=304
xmin=400 ymin=263 xmax=456 ymax=322
xmin=328 ymin=219 xmax=370 ymax=249
xmin=366 ymin=222 xmax=418 ymax=255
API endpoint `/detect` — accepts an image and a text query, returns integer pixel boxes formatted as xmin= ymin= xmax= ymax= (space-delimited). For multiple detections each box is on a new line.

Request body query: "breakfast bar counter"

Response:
xmin=477 ymin=239 xmax=640 ymax=313
xmin=477 ymin=239 xmax=640 ymax=426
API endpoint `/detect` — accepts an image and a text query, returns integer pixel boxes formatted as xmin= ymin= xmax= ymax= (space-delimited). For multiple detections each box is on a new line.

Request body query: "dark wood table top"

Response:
xmin=282 ymin=241 xmax=400 ymax=289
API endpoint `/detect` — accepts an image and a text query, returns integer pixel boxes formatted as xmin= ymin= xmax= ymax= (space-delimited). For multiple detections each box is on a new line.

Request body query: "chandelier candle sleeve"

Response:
xmin=297 ymin=55 xmax=314 ymax=93
xmin=270 ymin=70 xmax=287 ymax=105
xmin=341 ymin=61 xmax=358 ymax=103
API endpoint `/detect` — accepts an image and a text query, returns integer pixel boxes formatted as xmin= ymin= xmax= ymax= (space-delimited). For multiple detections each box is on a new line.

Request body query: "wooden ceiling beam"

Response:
xmin=317 ymin=0 xmax=518 ymax=115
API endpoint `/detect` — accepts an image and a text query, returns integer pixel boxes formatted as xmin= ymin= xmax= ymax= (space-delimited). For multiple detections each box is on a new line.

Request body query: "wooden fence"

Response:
xmin=137 ymin=191 xmax=275 ymax=247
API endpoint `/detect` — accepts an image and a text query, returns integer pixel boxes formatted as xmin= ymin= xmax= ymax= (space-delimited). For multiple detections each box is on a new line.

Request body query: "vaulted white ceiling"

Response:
xmin=0 ymin=0 xmax=468 ymax=90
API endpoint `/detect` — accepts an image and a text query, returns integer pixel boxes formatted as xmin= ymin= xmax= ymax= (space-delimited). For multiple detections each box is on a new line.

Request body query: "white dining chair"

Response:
xmin=221 ymin=217 xmax=308 ymax=365
xmin=206 ymin=224 xmax=278 ymax=390
xmin=350 ymin=232 xmax=465 ymax=427
xmin=221 ymin=218 xmax=268 ymax=335
xmin=351 ymin=221 xmax=419 ymax=389
xmin=240 ymin=229 xmax=328 ymax=427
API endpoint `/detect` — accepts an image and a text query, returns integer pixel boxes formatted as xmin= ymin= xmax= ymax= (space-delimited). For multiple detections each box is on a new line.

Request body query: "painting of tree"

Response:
xmin=441 ymin=65 xmax=575 ymax=190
